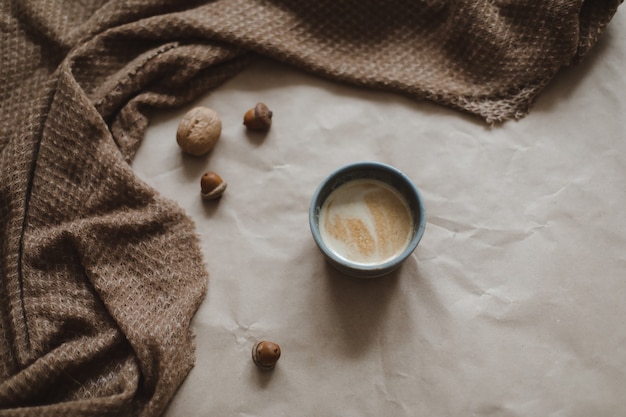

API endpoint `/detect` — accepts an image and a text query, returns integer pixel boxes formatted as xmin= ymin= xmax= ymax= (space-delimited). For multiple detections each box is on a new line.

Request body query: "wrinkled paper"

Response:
xmin=133 ymin=10 xmax=626 ymax=416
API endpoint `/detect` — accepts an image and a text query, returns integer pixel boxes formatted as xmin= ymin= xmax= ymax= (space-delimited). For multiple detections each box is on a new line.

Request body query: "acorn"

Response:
xmin=243 ymin=103 xmax=273 ymax=131
xmin=252 ymin=341 xmax=281 ymax=370
xmin=200 ymin=171 xmax=227 ymax=200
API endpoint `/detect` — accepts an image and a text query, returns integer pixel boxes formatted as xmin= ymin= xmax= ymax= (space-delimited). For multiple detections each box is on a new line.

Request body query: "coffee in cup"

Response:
xmin=318 ymin=178 xmax=413 ymax=266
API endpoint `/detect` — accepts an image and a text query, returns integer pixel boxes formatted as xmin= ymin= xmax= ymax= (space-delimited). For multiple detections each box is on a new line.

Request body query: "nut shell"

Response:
xmin=177 ymin=107 xmax=222 ymax=156
xmin=252 ymin=341 xmax=281 ymax=370
xmin=200 ymin=171 xmax=227 ymax=200
xmin=243 ymin=102 xmax=272 ymax=131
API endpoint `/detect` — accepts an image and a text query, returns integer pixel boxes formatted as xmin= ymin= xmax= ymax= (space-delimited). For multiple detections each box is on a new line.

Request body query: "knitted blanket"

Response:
xmin=0 ymin=1 xmax=621 ymax=416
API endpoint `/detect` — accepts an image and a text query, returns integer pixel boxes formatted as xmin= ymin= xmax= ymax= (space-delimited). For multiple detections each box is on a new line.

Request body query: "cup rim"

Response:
xmin=309 ymin=161 xmax=426 ymax=277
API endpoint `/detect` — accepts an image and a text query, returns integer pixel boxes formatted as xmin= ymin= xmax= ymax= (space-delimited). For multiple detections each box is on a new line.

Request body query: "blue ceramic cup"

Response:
xmin=309 ymin=161 xmax=426 ymax=278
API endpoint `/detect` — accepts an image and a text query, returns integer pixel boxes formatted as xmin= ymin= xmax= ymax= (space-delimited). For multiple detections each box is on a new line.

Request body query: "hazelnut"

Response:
xmin=243 ymin=102 xmax=273 ymax=131
xmin=200 ymin=171 xmax=227 ymax=200
xmin=252 ymin=341 xmax=281 ymax=370
xmin=177 ymin=106 xmax=222 ymax=156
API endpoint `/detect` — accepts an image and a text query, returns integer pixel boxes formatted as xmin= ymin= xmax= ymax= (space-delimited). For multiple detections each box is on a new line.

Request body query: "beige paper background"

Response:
xmin=133 ymin=9 xmax=626 ymax=417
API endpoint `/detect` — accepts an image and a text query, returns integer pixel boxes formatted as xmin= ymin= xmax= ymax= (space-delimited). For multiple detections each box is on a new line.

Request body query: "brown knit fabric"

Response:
xmin=0 ymin=0 xmax=621 ymax=416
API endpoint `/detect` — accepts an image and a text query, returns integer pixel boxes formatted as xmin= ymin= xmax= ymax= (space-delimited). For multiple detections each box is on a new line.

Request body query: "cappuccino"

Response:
xmin=318 ymin=179 xmax=413 ymax=265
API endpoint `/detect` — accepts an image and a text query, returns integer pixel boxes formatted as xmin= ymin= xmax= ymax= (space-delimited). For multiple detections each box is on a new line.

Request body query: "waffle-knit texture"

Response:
xmin=0 ymin=1 xmax=621 ymax=416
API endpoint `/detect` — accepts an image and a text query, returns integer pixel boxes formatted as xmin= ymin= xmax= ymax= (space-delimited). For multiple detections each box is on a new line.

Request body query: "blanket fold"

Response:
xmin=0 ymin=0 xmax=621 ymax=416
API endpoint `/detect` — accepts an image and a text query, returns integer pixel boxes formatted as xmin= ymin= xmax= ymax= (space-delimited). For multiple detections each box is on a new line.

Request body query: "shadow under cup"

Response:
xmin=309 ymin=162 xmax=426 ymax=278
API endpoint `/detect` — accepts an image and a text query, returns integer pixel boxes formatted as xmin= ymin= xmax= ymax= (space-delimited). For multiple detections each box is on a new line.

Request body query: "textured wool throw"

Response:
xmin=0 ymin=0 xmax=621 ymax=416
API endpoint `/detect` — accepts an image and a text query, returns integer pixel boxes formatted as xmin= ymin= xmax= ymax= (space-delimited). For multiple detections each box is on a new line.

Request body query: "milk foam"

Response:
xmin=319 ymin=179 xmax=413 ymax=265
